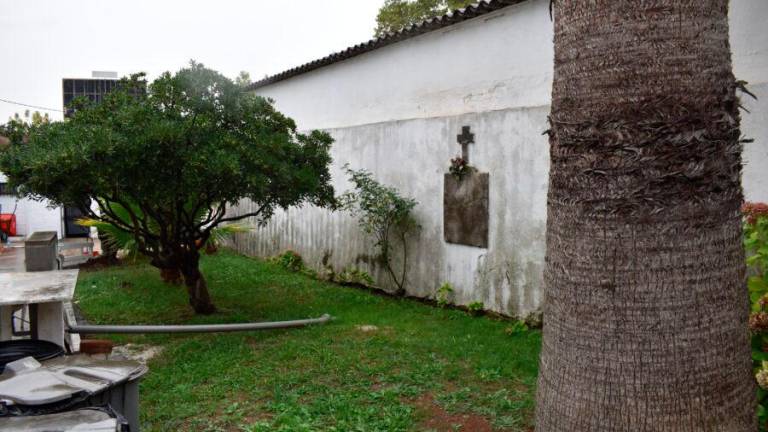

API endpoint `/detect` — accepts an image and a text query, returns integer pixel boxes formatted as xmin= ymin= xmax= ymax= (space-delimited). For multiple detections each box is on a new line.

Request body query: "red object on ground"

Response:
xmin=0 ymin=214 xmax=16 ymax=236
xmin=79 ymin=339 xmax=114 ymax=356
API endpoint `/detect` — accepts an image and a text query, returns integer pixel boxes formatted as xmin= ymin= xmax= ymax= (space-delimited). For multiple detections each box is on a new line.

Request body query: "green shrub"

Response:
xmin=743 ymin=202 xmax=768 ymax=430
xmin=504 ymin=321 xmax=529 ymax=336
xmin=272 ymin=250 xmax=305 ymax=272
xmin=467 ymin=301 xmax=484 ymax=316
xmin=436 ymin=282 xmax=454 ymax=308
xmin=335 ymin=267 xmax=375 ymax=287
xmin=341 ymin=165 xmax=419 ymax=295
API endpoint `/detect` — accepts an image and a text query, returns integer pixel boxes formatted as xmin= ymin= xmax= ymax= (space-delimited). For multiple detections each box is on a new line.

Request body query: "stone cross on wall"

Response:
xmin=457 ymin=126 xmax=475 ymax=164
xmin=445 ymin=124 xmax=487 ymax=248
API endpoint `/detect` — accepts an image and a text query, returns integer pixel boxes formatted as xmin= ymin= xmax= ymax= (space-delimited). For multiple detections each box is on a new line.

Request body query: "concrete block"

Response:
xmin=25 ymin=231 xmax=58 ymax=272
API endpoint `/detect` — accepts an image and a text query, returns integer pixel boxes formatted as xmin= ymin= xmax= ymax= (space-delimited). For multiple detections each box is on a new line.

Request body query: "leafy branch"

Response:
xmin=340 ymin=165 xmax=419 ymax=295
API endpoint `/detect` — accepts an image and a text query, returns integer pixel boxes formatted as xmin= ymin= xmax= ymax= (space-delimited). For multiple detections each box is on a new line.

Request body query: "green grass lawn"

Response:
xmin=75 ymin=250 xmax=541 ymax=431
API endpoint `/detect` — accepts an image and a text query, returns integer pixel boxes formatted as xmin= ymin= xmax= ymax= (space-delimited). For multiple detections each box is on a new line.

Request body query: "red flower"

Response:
xmin=750 ymin=312 xmax=768 ymax=333
xmin=743 ymin=202 xmax=768 ymax=225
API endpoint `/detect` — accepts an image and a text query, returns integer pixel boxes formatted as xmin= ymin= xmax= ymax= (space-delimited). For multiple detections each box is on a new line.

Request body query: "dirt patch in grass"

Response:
xmin=414 ymin=393 xmax=493 ymax=432
xmin=356 ymin=324 xmax=379 ymax=332
xmin=112 ymin=343 xmax=164 ymax=363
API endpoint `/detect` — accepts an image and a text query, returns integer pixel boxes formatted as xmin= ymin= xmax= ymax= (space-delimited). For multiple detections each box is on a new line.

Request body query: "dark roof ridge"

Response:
xmin=248 ymin=0 xmax=528 ymax=90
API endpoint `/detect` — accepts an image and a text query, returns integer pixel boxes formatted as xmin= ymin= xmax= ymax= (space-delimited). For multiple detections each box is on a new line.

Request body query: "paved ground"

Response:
xmin=0 ymin=244 xmax=25 ymax=272
xmin=0 ymin=239 xmax=83 ymax=346
xmin=0 ymin=237 xmax=101 ymax=273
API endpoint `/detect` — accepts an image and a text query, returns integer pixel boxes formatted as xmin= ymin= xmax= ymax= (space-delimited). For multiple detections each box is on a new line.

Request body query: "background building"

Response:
xmin=0 ymin=71 xmax=122 ymax=239
xmin=60 ymin=71 xmax=121 ymax=237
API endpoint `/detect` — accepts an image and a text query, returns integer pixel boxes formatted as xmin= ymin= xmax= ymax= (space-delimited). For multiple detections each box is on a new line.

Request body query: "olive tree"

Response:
xmin=0 ymin=62 xmax=335 ymax=314
xmin=374 ymin=0 xmax=473 ymax=36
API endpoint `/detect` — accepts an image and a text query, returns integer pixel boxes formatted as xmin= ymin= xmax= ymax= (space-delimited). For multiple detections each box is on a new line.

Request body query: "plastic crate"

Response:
xmin=0 ymin=214 xmax=16 ymax=237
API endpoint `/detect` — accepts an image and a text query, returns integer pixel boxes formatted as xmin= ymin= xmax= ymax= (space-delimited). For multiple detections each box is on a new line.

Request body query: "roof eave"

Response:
xmin=248 ymin=0 xmax=528 ymax=91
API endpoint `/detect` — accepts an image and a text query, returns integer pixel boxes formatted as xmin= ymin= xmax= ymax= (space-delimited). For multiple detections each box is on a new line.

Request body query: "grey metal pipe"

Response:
xmin=67 ymin=314 xmax=332 ymax=334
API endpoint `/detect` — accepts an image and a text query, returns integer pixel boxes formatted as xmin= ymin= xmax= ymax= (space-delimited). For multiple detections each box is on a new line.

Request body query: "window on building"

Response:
xmin=62 ymin=78 xmax=146 ymax=118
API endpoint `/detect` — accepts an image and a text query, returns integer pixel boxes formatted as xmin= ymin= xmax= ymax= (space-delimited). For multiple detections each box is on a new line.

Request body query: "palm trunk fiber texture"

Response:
xmin=535 ymin=1 xmax=756 ymax=431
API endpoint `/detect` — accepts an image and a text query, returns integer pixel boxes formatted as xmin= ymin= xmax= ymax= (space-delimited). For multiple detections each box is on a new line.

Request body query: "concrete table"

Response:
xmin=0 ymin=269 xmax=78 ymax=348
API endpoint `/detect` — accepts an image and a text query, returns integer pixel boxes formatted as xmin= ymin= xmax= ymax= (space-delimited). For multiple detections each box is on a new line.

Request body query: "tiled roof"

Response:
xmin=248 ymin=0 xmax=528 ymax=90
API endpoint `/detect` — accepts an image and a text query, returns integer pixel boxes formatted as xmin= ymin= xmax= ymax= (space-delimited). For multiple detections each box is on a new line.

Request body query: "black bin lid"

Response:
xmin=0 ymin=407 xmax=123 ymax=431
xmin=0 ymin=340 xmax=64 ymax=373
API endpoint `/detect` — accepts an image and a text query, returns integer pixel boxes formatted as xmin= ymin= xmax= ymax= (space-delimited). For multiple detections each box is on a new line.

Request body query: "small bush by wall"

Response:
xmin=340 ymin=165 xmax=419 ymax=296
xmin=743 ymin=202 xmax=768 ymax=430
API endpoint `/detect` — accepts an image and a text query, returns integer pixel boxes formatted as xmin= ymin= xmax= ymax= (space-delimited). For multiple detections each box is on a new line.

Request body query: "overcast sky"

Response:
xmin=0 ymin=0 xmax=382 ymax=122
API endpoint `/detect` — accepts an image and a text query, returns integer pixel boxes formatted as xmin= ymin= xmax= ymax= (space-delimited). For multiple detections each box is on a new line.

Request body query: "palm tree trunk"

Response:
xmin=97 ymin=230 xmax=119 ymax=262
xmin=536 ymin=2 xmax=756 ymax=430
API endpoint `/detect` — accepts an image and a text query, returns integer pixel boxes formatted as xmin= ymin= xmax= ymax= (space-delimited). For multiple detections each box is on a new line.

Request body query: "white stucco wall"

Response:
xmin=257 ymin=0 xmax=552 ymax=130
xmin=731 ymin=0 xmax=768 ymax=203
xmin=233 ymin=107 xmax=549 ymax=315
xmin=231 ymin=0 xmax=768 ymax=317
xmin=0 ymin=174 xmax=62 ymax=238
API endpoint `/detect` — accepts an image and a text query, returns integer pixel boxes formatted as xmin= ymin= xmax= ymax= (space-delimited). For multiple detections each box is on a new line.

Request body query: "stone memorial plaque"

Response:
xmin=444 ymin=171 xmax=489 ymax=248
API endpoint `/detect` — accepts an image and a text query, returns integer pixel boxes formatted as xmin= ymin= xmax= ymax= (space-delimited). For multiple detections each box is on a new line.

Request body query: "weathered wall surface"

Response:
xmin=230 ymin=107 xmax=549 ymax=316
xmin=732 ymin=0 xmax=768 ymax=203
xmin=230 ymin=0 xmax=768 ymax=317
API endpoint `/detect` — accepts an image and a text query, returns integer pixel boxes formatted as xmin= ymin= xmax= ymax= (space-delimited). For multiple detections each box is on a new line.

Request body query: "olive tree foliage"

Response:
xmin=234 ymin=71 xmax=252 ymax=89
xmin=341 ymin=166 xmax=418 ymax=295
xmin=0 ymin=62 xmax=336 ymax=314
xmin=0 ymin=111 xmax=50 ymax=142
xmin=374 ymin=0 xmax=474 ymax=36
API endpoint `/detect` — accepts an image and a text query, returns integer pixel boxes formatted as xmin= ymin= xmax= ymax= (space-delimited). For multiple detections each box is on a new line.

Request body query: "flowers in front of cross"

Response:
xmin=750 ymin=310 xmax=768 ymax=333
xmin=744 ymin=202 xmax=768 ymax=226
xmin=449 ymin=156 xmax=473 ymax=181
xmin=743 ymin=201 xmax=768 ymax=415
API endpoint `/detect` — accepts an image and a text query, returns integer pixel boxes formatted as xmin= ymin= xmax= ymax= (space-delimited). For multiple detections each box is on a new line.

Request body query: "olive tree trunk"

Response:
xmin=180 ymin=251 xmax=216 ymax=315
xmin=160 ymin=267 xmax=182 ymax=285
xmin=536 ymin=2 xmax=756 ymax=430
xmin=150 ymin=256 xmax=182 ymax=285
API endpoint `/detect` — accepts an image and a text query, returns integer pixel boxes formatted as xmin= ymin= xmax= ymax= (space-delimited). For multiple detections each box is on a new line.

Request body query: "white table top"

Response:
xmin=0 ymin=270 xmax=78 ymax=306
